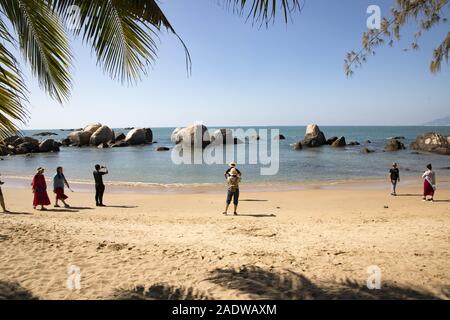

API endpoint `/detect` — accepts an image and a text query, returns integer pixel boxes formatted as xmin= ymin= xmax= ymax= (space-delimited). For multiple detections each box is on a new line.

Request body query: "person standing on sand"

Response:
xmin=93 ymin=164 xmax=108 ymax=207
xmin=53 ymin=167 xmax=71 ymax=208
xmin=422 ymin=164 xmax=436 ymax=202
xmin=32 ymin=167 xmax=51 ymax=211
xmin=223 ymin=168 xmax=241 ymax=216
xmin=224 ymin=161 xmax=241 ymax=179
xmin=389 ymin=162 xmax=400 ymax=196
xmin=0 ymin=173 xmax=9 ymax=213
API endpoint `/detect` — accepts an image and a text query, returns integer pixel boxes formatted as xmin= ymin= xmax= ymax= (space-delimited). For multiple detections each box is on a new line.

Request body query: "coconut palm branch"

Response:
xmin=0 ymin=0 xmax=302 ymax=139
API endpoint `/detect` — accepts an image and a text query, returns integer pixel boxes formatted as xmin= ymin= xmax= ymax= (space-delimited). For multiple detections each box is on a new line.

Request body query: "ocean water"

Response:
xmin=1 ymin=126 xmax=449 ymax=185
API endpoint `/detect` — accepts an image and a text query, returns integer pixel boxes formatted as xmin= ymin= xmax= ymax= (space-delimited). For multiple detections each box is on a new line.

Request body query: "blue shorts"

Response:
xmin=226 ymin=189 xmax=239 ymax=205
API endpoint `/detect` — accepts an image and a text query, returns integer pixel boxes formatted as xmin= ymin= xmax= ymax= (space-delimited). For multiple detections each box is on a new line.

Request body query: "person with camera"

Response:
xmin=93 ymin=164 xmax=108 ymax=207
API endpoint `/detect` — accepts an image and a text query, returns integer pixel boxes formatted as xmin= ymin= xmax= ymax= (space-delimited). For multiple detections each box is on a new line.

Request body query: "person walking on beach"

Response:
xmin=53 ymin=167 xmax=71 ymax=208
xmin=422 ymin=164 xmax=436 ymax=202
xmin=0 ymin=173 xmax=9 ymax=213
xmin=32 ymin=167 xmax=51 ymax=211
xmin=224 ymin=161 xmax=241 ymax=179
xmin=93 ymin=164 xmax=108 ymax=207
xmin=223 ymin=167 xmax=241 ymax=216
xmin=389 ymin=162 xmax=400 ymax=196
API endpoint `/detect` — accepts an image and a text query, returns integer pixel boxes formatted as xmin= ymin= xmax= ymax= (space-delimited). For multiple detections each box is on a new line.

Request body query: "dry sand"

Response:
xmin=0 ymin=179 xmax=449 ymax=300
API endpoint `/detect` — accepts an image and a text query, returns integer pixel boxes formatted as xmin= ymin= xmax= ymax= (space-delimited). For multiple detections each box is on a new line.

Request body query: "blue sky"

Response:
xmin=22 ymin=0 xmax=450 ymax=129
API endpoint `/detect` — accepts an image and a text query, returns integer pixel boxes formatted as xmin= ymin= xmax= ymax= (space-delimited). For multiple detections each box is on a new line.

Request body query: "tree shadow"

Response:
xmin=0 ymin=280 xmax=38 ymax=300
xmin=113 ymin=283 xmax=212 ymax=300
xmin=207 ymin=266 xmax=446 ymax=300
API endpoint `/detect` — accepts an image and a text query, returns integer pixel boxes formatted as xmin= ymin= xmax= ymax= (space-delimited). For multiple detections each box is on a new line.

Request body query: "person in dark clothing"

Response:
xmin=389 ymin=162 xmax=400 ymax=196
xmin=224 ymin=162 xmax=241 ymax=179
xmin=93 ymin=164 xmax=108 ymax=206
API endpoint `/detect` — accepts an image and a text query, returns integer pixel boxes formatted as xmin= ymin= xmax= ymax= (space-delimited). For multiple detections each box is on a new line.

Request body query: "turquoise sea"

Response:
xmin=1 ymin=126 xmax=449 ymax=185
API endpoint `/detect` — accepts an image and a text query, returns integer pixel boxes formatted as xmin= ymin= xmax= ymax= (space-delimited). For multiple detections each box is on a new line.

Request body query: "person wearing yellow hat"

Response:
xmin=224 ymin=161 xmax=241 ymax=179
xmin=223 ymin=167 xmax=241 ymax=216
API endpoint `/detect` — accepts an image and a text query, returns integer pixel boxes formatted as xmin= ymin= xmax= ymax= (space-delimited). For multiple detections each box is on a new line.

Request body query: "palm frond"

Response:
xmin=221 ymin=0 xmax=303 ymax=25
xmin=0 ymin=18 xmax=28 ymax=139
xmin=50 ymin=0 xmax=191 ymax=83
xmin=0 ymin=0 xmax=72 ymax=103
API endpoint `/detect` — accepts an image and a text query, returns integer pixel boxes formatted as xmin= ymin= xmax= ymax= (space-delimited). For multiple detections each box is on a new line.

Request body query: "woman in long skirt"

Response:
xmin=32 ymin=167 xmax=50 ymax=210
xmin=422 ymin=164 xmax=436 ymax=202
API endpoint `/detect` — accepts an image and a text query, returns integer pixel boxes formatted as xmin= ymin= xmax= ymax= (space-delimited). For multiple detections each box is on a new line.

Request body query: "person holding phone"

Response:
xmin=93 ymin=164 xmax=108 ymax=207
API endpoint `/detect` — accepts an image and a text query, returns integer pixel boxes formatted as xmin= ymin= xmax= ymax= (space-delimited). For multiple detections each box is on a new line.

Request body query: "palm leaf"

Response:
xmin=49 ymin=0 xmax=190 ymax=83
xmin=0 ymin=18 xmax=28 ymax=139
xmin=0 ymin=0 xmax=72 ymax=103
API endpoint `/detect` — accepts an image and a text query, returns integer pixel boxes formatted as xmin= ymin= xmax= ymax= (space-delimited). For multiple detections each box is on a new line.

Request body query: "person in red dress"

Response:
xmin=32 ymin=167 xmax=51 ymax=210
xmin=422 ymin=163 xmax=436 ymax=202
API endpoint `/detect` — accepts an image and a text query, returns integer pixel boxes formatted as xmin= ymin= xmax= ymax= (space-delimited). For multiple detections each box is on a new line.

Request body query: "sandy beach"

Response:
xmin=0 ymin=178 xmax=449 ymax=300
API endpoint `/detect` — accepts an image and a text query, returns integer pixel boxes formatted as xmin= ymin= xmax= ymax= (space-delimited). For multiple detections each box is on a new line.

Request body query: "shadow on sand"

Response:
xmin=0 ymin=280 xmax=38 ymax=300
xmin=114 ymin=283 xmax=212 ymax=300
xmin=234 ymin=213 xmax=276 ymax=218
xmin=3 ymin=211 xmax=32 ymax=215
xmin=101 ymin=205 xmax=138 ymax=209
xmin=240 ymin=199 xmax=269 ymax=202
xmin=396 ymin=194 xmax=423 ymax=197
xmin=206 ymin=266 xmax=447 ymax=300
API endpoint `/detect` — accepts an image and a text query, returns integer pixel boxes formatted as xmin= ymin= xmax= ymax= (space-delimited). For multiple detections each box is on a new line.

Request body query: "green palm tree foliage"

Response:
xmin=0 ymin=0 xmax=301 ymax=138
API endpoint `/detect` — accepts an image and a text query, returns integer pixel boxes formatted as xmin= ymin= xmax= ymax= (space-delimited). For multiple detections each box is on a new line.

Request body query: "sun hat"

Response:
xmin=393 ymin=162 xmax=398 ymax=167
xmin=36 ymin=167 xmax=45 ymax=173
xmin=229 ymin=161 xmax=237 ymax=167
xmin=229 ymin=168 xmax=238 ymax=176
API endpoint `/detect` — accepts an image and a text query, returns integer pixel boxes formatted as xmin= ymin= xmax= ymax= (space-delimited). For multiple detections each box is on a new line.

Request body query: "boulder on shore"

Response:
xmin=301 ymin=124 xmax=326 ymax=147
xmin=384 ymin=139 xmax=406 ymax=152
xmin=90 ymin=125 xmax=115 ymax=146
xmin=326 ymin=136 xmax=338 ymax=145
xmin=156 ymin=146 xmax=170 ymax=151
xmin=292 ymin=142 xmax=303 ymax=150
xmin=210 ymin=128 xmax=234 ymax=144
xmin=331 ymin=136 xmax=346 ymax=147
xmin=170 ymin=124 xmax=210 ymax=148
xmin=275 ymin=134 xmax=286 ymax=140
xmin=39 ymin=139 xmax=59 ymax=153
xmin=410 ymin=132 xmax=450 ymax=155
xmin=83 ymin=123 xmax=102 ymax=134
xmin=125 ymin=128 xmax=153 ymax=145
xmin=115 ymin=133 xmax=126 ymax=142
xmin=68 ymin=130 xmax=92 ymax=146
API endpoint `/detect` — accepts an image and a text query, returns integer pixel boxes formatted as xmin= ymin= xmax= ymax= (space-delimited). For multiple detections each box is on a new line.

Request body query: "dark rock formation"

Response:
xmin=361 ymin=147 xmax=375 ymax=154
xmin=156 ymin=147 xmax=170 ymax=151
xmin=385 ymin=139 xmax=406 ymax=152
xmin=301 ymin=124 xmax=326 ymax=147
xmin=331 ymin=137 xmax=346 ymax=147
xmin=326 ymin=136 xmax=338 ymax=145
xmin=292 ymin=142 xmax=303 ymax=150
xmin=410 ymin=132 xmax=450 ymax=155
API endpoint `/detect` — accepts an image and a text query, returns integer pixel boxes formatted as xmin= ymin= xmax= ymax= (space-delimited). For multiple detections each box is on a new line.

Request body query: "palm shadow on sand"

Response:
xmin=114 ymin=283 xmax=212 ymax=300
xmin=207 ymin=266 xmax=447 ymax=300
xmin=0 ymin=280 xmax=38 ymax=300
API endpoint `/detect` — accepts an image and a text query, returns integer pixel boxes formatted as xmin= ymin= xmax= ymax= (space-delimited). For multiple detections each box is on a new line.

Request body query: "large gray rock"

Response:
xmin=410 ymin=132 xmax=450 ymax=155
xmin=210 ymin=128 xmax=233 ymax=144
xmin=384 ymin=139 xmax=406 ymax=152
xmin=171 ymin=124 xmax=210 ymax=148
xmin=68 ymin=130 xmax=92 ymax=146
xmin=292 ymin=142 xmax=303 ymax=150
xmin=83 ymin=123 xmax=102 ymax=134
xmin=302 ymin=124 xmax=326 ymax=147
xmin=331 ymin=136 xmax=346 ymax=147
xmin=90 ymin=125 xmax=114 ymax=146
xmin=125 ymin=128 xmax=153 ymax=145
xmin=326 ymin=136 xmax=338 ymax=145
xmin=39 ymin=139 xmax=59 ymax=153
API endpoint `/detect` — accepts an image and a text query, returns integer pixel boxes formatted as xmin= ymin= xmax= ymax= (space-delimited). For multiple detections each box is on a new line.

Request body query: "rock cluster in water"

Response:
xmin=62 ymin=123 xmax=153 ymax=148
xmin=0 ymin=136 xmax=60 ymax=156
